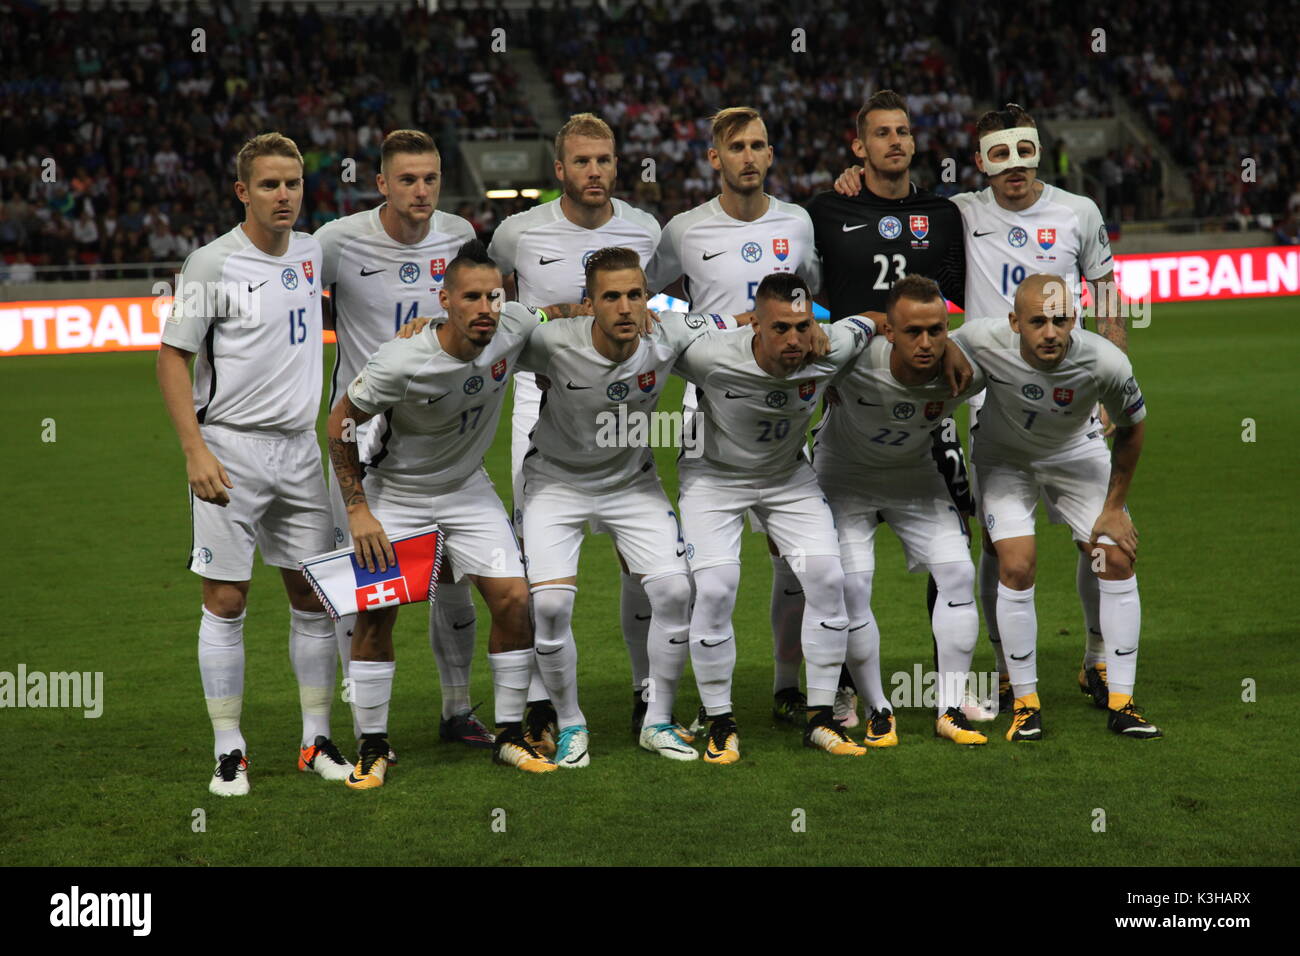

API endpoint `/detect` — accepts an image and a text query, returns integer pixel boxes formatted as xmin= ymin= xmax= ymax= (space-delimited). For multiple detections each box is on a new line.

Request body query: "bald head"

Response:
xmin=1013 ymin=273 xmax=1074 ymax=321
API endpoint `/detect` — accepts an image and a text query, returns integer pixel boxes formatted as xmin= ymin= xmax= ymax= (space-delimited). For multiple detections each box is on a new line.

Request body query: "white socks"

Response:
xmin=289 ymin=607 xmax=336 ymax=746
xmin=1077 ymin=551 xmax=1105 ymax=665
xmin=689 ymin=564 xmax=740 ymax=715
xmin=792 ymin=554 xmax=849 ymax=709
xmin=770 ymin=555 xmax=805 ymax=692
xmin=348 ymin=659 xmax=395 ymax=736
xmin=199 ymin=606 xmax=245 ymax=759
xmin=620 ymin=572 xmax=652 ymax=692
xmin=642 ymin=572 xmax=692 ymax=726
xmin=531 ymin=584 xmax=583 ymax=727
xmin=979 ymin=549 xmax=1007 ymax=674
xmin=842 ymin=570 xmax=888 ymax=711
xmin=430 ymin=580 xmax=475 ymax=719
xmin=996 ymin=582 xmax=1037 ymax=697
xmin=930 ymin=561 xmax=979 ymax=713
xmin=1099 ymin=575 xmax=1140 ymax=694
xmin=489 ymin=648 xmax=533 ymax=725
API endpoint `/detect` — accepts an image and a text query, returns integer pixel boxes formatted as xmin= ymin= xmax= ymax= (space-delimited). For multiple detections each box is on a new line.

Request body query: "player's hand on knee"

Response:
xmin=834 ymin=166 xmax=865 ymax=196
xmin=186 ymin=447 xmax=233 ymax=506
xmin=396 ymin=316 xmax=434 ymax=339
xmin=941 ymin=343 xmax=974 ymax=396
xmin=1090 ymin=508 xmax=1138 ymax=562
xmin=349 ymin=508 xmax=395 ymax=572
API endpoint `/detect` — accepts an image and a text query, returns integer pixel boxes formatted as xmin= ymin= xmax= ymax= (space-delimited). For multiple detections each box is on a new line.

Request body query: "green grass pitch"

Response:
xmin=1 ymin=299 xmax=1296 ymax=866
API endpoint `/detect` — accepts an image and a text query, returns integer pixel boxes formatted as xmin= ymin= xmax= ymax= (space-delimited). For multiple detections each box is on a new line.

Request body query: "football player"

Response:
xmin=950 ymin=274 xmax=1160 ymax=741
xmin=518 ymin=247 xmax=747 ymax=764
xmin=325 ymin=241 xmax=579 ymax=785
xmin=158 ymin=132 xmax=348 ymax=795
xmin=489 ymin=113 xmax=661 ymax=752
xmin=646 ymin=106 xmax=823 ymax=728
xmin=315 ymin=129 xmax=488 ymax=752
xmin=812 ymin=275 xmax=988 ymax=746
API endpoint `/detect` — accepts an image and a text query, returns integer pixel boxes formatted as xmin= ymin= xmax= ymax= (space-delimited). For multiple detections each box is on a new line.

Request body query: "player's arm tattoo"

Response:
xmin=540 ymin=302 xmax=589 ymax=319
xmin=1104 ymin=420 xmax=1144 ymax=509
xmin=326 ymin=395 xmax=375 ymax=511
xmin=1091 ymin=273 xmax=1127 ymax=352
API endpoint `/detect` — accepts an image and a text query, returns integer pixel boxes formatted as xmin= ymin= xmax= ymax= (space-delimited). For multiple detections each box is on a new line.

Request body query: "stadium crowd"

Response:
xmin=1 ymin=0 xmax=1297 ymax=279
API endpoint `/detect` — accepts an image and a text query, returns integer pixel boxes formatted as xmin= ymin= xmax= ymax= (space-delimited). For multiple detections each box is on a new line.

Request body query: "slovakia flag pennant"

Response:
xmin=299 ymin=525 xmax=444 ymax=621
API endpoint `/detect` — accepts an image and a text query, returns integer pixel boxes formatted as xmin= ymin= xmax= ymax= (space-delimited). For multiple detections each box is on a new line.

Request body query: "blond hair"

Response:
xmin=235 ymin=132 xmax=303 ymax=185
xmin=554 ymin=112 xmax=615 ymax=162
xmin=711 ymin=106 xmax=764 ymax=147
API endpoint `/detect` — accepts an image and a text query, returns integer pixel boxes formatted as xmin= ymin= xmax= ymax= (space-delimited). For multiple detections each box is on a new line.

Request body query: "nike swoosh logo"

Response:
xmin=539 ymin=256 xmax=563 ymax=265
xmin=987 ymin=374 xmax=1013 ymax=385
xmin=1115 ymin=647 xmax=1137 ymax=656
xmin=426 ymin=393 xmax=448 ymax=404
xmin=347 ymin=773 xmax=365 ymax=783
xmin=856 ymin=398 xmax=881 ymax=406
xmin=562 ymin=750 xmax=588 ymax=764
xmin=452 ymin=620 xmax=474 ymax=630
xmin=1122 ymin=725 xmax=1158 ymax=734
xmin=536 ymin=646 xmax=562 ymax=656
xmin=1010 ymin=651 xmax=1033 ymax=661
xmin=973 ymin=230 xmax=996 ymax=238
xmin=947 ymin=600 xmax=974 ymax=607
xmin=724 ymin=390 xmax=750 ymax=399
xmin=819 ymin=621 xmax=847 ymax=631
xmin=783 ymin=588 xmax=802 ymax=596
xmin=248 ymin=280 xmax=269 ymax=292
xmin=842 ymin=223 xmax=869 ymax=232
xmin=566 ymin=382 xmax=592 ymax=390
xmin=668 ymin=637 xmax=688 ymax=644
xmin=676 ymin=548 xmax=686 ymax=557
xmin=359 ymin=267 xmax=385 ymax=276
xmin=700 ymin=637 xmax=732 ymax=647
xmin=634 ymin=613 xmax=651 ymax=621
xmin=702 ymin=251 xmax=726 ymax=260
xmin=849 ymin=621 xmax=871 ymax=632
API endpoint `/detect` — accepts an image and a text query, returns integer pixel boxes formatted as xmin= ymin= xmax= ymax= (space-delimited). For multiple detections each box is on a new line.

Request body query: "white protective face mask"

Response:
xmin=979 ymin=126 xmax=1041 ymax=176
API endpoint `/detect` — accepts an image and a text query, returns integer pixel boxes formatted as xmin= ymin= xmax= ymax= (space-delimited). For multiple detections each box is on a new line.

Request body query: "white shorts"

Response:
xmin=365 ymin=467 xmax=524 ymax=581
xmin=521 ymin=471 xmax=688 ymax=582
xmin=972 ymin=439 xmax=1114 ymax=544
xmin=509 ymin=372 xmax=542 ymax=527
xmin=678 ymin=463 xmax=840 ymax=571
xmin=816 ymin=462 xmax=972 ymax=574
xmin=326 ymin=416 xmax=383 ymax=550
xmin=188 ymin=425 xmax=333 ymax=581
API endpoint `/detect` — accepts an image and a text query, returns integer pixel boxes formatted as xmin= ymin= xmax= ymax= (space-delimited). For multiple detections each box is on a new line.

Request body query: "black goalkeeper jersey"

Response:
xmin=807 ymin=182 xmax=965 ymax=318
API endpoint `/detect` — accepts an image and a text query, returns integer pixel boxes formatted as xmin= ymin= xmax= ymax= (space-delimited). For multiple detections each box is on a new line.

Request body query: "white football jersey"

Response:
xmin=162 ymin=225 xmax=323 ymax=432
xmin=346 ymin=301 xmax=544 ymax=494
xmin=317 ymin=205 xmax=476 ymax=406
xmin=673 ymin=317 xmax=874 ymax=480
xmin=488 ymin=196 xmax=661 ymax=307
xmin=952 ymin=184 xmax=1112 ymax=320
xmin=813 ymin=336 xmax=986 ymax=469
xmin=951 ymin=317 xmax=1146 ymax=459
xmin=519 ymin=311 xmax=737 ymax=492
xmin=645 ymin=195 xmax=822 ymax=312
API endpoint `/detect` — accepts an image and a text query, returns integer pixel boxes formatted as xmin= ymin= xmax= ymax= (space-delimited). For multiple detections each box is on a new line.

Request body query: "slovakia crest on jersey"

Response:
xmin=431 ymin=258 xmax=447 ymax=282
xmin=491 ymin=358 xmax=508 ymax=382
xmin=798 ymin=380 xmax=816 ymax=401
xmin=1037 ymin=228 xmax=1057 ymax=250
xmin=1053 ymin=387 xmax=1074 ymax=406
xmin=909 ymin=216 xmax=929 ymax=240
xmin=924 ymin=401 xmax=945 ymax=420
xmin=302 ymin=260 xmax=314 ymax=285
xmin=638 ymin=371 xmax=656 ymax=393
xmin=773 ymin=238 xmax=789 ymax=261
